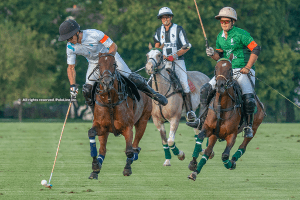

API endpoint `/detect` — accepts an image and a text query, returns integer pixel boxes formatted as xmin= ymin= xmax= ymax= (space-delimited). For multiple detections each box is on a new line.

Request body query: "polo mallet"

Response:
xmin=193 ymin=0 xmax=209 ymax=48
xmin=41 ymin=101 xmax=72 ymax=189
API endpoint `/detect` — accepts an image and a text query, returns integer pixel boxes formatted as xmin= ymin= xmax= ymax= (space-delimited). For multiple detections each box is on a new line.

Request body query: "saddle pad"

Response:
xmin=188 ymin=80 xmax=196 ymax=93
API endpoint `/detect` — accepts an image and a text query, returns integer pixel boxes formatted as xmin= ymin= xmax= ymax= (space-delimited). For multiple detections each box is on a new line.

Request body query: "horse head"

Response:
xmin=215 ymin=54 xmax=234 ymax=94
xmin=145 ymin=43 xmax=164 ymax=75
xmin=98 ymin=52 xmax=116 ymax=92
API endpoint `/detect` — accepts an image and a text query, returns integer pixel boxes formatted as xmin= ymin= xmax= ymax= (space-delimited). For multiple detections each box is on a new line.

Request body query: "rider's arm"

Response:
xmin=98 ymin=32 xmax=116 ymax=54
xmin=241 ymin=41 xmax=260 ymax=73
xmin=67 ymin=64 xmax=76 ymax=85
xmin=108 ymin=42 xmax=117 ymax=55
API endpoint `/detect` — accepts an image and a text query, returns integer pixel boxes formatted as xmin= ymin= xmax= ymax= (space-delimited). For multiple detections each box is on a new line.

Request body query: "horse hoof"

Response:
xmin=163 ymin=159 xmax=171 ymax=166
xmin=209 ymin=151 xmax=215 ymax=159
xmin=178 ymin=151 xmax=185 ymax=161
xmin=229 ymin=160 xmax=236 ymax=170
xmin=92 ymin=160 xmax=102 ymax=172
xmin=123 ymin=168 xmax=132 ymax=176
xmin=88 ymin=172 xmax=99 ymax=180
xmin=188 ymin=160 xmax=197 ymax=171
xmin=188 ymin=172 xmax=197 ymax=181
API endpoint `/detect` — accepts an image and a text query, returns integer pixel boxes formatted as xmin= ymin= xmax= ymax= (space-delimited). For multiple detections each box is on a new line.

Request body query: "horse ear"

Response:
xmin=229 ymin=53 xmax=233 ymax=61
xmin=160 ymin=43 xmax=164 ymax=49
xmin=148 ymin=43 xmax=153 ymax=50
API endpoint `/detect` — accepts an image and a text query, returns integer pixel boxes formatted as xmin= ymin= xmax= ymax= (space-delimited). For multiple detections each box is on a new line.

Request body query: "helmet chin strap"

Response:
xmin=76 ymin=31 xmax=81 ymax=43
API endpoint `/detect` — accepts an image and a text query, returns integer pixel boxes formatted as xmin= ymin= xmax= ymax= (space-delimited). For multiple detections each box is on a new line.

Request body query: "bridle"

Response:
xmin=97 ymin=54 xmax=118 ymax=92
xmin=94 ymin=53 xmax=128 ymax=136
xmin=148 ymin=48 xmax=164 ymax=73
xmin=215 ymin=58 xmax=234 ymax=90
xmin=211 ymin=58 xmax=242 ymax=138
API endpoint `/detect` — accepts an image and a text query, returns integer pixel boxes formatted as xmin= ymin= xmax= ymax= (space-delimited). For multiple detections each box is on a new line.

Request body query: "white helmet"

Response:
xmin=157 ymin=7 xmax=174 ymax=19
xmin=215 ymin=7 xmax=237 ymax=21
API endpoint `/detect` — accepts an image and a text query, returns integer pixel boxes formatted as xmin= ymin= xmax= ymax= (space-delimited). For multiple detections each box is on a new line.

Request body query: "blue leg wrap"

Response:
xmin=133 ymin=152 xmax=139 ymax=161
xmin=89 ymin=137 xmax=97 ymax=157
xmin=97 ymin=154 xmax=105 ymax=165
xmin=126 ymin=157 xmax=134 ymax=164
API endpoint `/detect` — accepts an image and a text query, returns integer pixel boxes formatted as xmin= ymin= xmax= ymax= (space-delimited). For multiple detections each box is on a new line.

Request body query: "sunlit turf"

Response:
xmin=0 ymin=122 xmax=299 ymax=200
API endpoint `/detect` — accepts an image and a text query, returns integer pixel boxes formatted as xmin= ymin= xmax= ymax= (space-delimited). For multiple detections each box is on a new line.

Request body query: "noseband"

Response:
xmin=148 ymin=48 xmax=164 ymax=74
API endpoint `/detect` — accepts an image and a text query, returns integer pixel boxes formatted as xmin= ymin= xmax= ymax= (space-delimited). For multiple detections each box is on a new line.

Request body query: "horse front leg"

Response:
xmin=222 ymin=133 xmax=237 ymax=170
xmin=188 ymin=134 xmax=217 ymax=181
xmin=88 ymin=126 xmax=108 ymax=180
xmin=168 ymin=119 xmax=185 ymax=161
xmin=153 ymin=117 xmax=171 ymax=166
xmin=123 ymin=126 xmax=134 ymax=176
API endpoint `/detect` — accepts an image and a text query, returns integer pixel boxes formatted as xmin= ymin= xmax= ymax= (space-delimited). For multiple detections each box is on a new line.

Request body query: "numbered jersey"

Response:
xmin=216 ymin=26 xmax=258 ymax=70
xmin=66 ymin=29 xmax=113 ymax=64
xmin=154 ymin=23 xmax=191 ymax=60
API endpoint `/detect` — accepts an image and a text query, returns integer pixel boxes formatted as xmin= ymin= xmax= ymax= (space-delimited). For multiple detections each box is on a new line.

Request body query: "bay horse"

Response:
xmin=188 ymin=55 xmax=265 ymax=181
xmin=145 ymin=43 xmax=210 ymax=166
xmin=88 ymin=52 xmax=152 ymax=179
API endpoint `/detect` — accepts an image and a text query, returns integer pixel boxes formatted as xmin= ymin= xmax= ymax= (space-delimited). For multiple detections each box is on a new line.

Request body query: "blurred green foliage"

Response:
xmin=0 ymin=0 xmax=299 ymax=122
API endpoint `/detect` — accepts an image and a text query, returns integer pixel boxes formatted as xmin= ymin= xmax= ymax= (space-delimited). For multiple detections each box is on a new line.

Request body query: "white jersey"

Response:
xmin=67 ymin=29 xmax=113 ymax=64
xmin=65 ymin=29 xmax=131 ymax=84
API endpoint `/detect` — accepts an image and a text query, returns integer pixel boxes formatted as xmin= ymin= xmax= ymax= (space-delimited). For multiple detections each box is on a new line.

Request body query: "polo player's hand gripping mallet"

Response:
xmin=193 ymin=0 xmax=209 ymax=49
xmin=42 ymin=100 xmax=72 ymax=189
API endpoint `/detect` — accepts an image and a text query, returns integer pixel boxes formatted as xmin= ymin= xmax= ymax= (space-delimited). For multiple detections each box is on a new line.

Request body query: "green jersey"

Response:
xmin=216 ymin=26 xmax=257 ymax=70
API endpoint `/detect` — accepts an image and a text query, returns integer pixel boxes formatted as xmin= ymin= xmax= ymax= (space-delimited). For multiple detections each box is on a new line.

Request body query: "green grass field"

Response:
xmin=0 ymin=122 xmax=299 ymax=200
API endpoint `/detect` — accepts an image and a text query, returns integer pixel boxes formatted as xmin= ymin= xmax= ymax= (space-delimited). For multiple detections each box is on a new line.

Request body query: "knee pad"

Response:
xmin=200 ymin=83 xmax=213 ymax=104
xmin=243 ymin=93 xmax=256 ymax=114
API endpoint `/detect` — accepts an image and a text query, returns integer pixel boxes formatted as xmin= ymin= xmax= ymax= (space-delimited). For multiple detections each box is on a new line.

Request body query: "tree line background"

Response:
xmin=0 ymin=0 xmax=299 ymax=122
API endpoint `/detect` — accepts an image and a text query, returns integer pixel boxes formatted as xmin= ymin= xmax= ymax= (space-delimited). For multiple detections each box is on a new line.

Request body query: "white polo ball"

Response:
xmin=41 ymin=180 xmax=47 ymax=186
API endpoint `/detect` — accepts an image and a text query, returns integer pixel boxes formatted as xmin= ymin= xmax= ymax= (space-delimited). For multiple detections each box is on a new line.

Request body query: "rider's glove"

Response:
xmin=167 ymin=53 xmax=178 ymax=62
xmin=206 ymin=47 xmax=214 ymax=57
xmin=70 ymin=84 xmax=78 ymax=99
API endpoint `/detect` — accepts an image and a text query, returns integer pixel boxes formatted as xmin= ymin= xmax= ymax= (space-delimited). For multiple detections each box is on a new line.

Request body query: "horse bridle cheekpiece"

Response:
xmin=215 ymin=58 xmax=233 ymax=89
xmin=98 ymin=54 xmax=117 ymax=89
xmin=149 ymin=48 xmax=163 ymax=73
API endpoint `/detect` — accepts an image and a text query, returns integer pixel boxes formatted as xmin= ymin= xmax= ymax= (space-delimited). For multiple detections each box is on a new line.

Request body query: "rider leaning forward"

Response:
xmin=58 ymin=19 xmax=168 ymax=113
xmin=153 ymin=7 xmax=197 ymax=122
xmin=187 ymin=7 xmax=261 ymax=138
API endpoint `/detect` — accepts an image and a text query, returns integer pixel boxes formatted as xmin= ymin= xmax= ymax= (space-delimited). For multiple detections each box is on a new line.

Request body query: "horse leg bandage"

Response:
xmin=169 ymin=143 xmax=180 ymax=156
xmin=97 ymin=154 xmax=105 ymax=165
xmin=163 ymin=144 xmax=172 ymax=159
xmin=89 ymin=137 xmax=97 ymax=157
xmin=196 ymin=154 xmax=209 ymax=174
xmin=192 ymin=135 xmax=203 ymax=158
xmin=232 ymin=148 xmax=245 ymax=161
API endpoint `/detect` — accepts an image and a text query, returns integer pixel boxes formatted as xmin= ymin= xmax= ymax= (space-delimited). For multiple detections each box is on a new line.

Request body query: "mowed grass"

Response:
xmin=0 ymin=122 xmax=299 ymax=200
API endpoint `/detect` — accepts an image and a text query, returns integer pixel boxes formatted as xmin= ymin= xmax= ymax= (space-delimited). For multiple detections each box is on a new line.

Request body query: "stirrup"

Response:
xmin=186 ymin=118 xmax=200 ymax=129
xmin=243 ymin=126 xmax=253 ymax=138
xmin=186 ymin=111 xmax=196 ymax=122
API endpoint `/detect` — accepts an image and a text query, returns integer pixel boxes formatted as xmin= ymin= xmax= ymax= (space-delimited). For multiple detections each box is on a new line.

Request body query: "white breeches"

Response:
xmin=85 ymin=52 xmax=132 ymax=85
xmin=208 ymin=68 xmax=255 ymax=94
xmin=165 ymin=60 xmax=190 ymax=93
